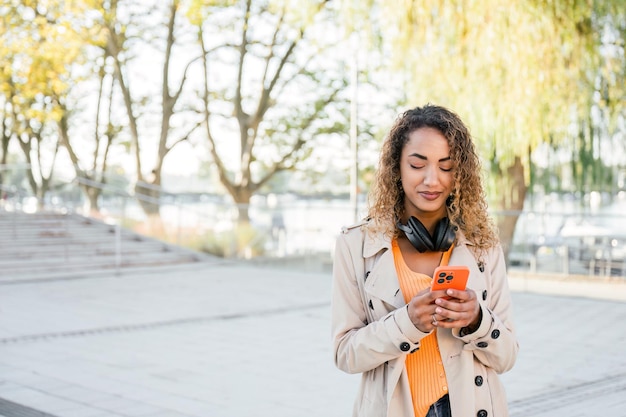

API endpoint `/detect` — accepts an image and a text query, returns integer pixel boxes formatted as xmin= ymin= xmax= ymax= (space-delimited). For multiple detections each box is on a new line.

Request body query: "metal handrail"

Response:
xmin=2 ymin=169 xmax=626 ymax=277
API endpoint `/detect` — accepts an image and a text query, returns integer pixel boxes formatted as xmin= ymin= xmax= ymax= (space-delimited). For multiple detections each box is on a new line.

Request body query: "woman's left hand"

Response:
xmin=431 ymin=288 xmax=481 ymax=329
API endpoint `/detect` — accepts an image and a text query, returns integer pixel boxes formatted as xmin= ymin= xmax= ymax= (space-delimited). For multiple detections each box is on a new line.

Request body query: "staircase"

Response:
xmin=0 ymin=211 xmax=211 ymax=282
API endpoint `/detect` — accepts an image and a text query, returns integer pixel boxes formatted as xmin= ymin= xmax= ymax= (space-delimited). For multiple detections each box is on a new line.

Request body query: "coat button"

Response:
xmin=477 ymin=410 xmax=488 ymax=417
xmin=491 ymin=329 xmax=500 ymax=339
xmin=477 ymin=341 xmax=488 ymax=348
xmin=475 ymin=375 xmax=483 ymax=386
xmin=482 ymin=290 xmax=487 ymax=300
xmin=400 ymin=342 xmax=411 ymax=352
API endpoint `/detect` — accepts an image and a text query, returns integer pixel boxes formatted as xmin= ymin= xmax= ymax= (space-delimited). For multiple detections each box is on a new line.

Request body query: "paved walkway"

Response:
xmin=1 ymin=261 xmax=626 ymax=417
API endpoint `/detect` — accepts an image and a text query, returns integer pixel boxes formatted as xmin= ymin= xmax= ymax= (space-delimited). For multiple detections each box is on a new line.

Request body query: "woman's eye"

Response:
xmin=410 ymin=164 xmax=424 ymax=169
xmin=440 ymin=167 xmax=452 ymax=172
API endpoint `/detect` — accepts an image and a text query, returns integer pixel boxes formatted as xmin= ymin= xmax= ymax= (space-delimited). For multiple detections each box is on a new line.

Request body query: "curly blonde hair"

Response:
xmin=367 ymin=104 xmax=499 ymax=254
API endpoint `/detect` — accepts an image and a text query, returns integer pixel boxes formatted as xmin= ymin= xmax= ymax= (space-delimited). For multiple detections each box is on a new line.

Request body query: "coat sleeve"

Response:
xmin=452 ymin=245 xmax=519 ymax=374
xmin=331 ymin=229 xmax=431 ymax=375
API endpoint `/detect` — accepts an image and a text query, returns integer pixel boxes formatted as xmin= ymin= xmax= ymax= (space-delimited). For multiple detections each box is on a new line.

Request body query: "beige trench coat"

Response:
xmin=331 ymin=221 xmax=519 ymax=417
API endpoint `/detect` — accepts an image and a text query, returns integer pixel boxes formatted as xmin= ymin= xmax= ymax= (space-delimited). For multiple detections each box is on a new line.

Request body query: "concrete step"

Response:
xmin=1 ymin=236 xmax=173 ymax=253
xmin=0 ymin=252 xmax=199 ymax=280
xmin=0 ymin=211 xmax=210 ymax=279
xmin=0 ymin=247 xmax=196 ymax=266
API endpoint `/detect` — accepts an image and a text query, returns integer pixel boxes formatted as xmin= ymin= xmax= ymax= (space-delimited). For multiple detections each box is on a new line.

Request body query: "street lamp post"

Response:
xmin=349 ymin=34 xmax=359 ymax=223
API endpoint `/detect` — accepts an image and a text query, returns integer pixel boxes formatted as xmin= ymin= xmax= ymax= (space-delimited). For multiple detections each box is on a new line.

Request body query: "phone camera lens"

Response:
xmin=446 ymin=275 xmax=453 ymax=281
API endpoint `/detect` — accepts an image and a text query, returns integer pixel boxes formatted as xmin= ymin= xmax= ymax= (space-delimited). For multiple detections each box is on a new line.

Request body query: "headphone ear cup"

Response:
xmin=396 ymin=221 xmax=412 ymax=236
xmin=397 ymin=219 xmax=427 ymax=252
xmin=406 ymin=216 xmax=435 ymax=253
xmin=432 ymin=217 xmax=456 ymax=252
xmin=398 ymin=216 xmax=457 ymax=252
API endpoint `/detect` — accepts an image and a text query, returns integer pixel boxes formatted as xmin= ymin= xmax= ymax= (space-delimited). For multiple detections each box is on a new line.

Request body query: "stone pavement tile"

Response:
xmin=0 ymin=367 xmax=77 ymax=394
xmin=0 ymin=383 xmax=114 ymax=417
xmin=48 ymin=384 xmax=134 ymax=407
xmin=113 ymin=403 xmax=173 ymax=417
xmin=47 ymin=407 xmax=121 ymax=417
xmin=88 ymin=396 xmax=155 ymax=414
xmin=603 ymin=393 xmax=626 ymax=416
xmin=0 ymin=343 xmax=57 ymax=371
xmin=0 ymin=386 xmax=85 ymax=414
xmin=0 ymin=380 xmax=24 ymax=397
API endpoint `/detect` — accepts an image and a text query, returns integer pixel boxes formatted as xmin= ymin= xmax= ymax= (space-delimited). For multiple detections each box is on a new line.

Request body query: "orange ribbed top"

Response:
xmin=392 ymin=239 xmax=451 ymax=417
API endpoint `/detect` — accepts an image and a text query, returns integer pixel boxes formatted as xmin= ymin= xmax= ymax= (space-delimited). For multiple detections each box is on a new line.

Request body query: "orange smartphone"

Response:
xmin=431 ymin=265 xmax=469 ymax=293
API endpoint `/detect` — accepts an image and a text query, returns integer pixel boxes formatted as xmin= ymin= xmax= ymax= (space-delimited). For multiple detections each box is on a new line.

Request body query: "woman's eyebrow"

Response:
xmin=408 ymin=153 xmax=451 ymax=162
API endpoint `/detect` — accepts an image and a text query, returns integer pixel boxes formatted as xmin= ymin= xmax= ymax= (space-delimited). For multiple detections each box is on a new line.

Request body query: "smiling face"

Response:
xmin=399 ymin=127 xmax=454 ymax=223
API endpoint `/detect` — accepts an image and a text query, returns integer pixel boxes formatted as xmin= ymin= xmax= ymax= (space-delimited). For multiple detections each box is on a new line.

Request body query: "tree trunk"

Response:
xmin=234 ymin=187 xmax=252 ymax=224
xmin=80 ymin=184 xmax=102 ymax=215
xmin=495 ymin=156 xmax=527 ymax=264
xmin=135 ymin=178 xmax=160 ymax=216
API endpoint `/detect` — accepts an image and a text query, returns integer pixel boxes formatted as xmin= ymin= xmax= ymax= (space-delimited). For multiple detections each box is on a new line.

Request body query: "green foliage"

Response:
xmin=1 ymin=2 xmax=92 ymax=159
xmin=186 ymin=0 xmax=238 ymax=26
xmin=335 ymin=0 xmax=625 ymax=202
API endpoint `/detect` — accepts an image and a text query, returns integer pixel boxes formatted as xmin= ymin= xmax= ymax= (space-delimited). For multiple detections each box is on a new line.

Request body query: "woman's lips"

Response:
xmin=420 ymin=192 xmax=441 ymax=201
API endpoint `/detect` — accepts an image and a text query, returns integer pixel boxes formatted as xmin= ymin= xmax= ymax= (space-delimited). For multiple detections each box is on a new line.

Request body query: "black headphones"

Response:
xmin=396 ymin=216 xmax=456 ymax=253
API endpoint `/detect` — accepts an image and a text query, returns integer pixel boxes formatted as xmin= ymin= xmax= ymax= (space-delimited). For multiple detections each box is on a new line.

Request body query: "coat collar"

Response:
xmin=362 ymin=227 xmax=391 ymax=258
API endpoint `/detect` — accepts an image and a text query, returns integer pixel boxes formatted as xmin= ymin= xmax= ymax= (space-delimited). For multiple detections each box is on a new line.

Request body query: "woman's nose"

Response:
xmin=423 ymin=166 xmax=439 ymax=185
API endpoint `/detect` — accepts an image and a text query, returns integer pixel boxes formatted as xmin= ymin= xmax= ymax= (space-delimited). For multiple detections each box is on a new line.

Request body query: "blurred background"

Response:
xmin=1 ymin=0 xmax=625 ymax=279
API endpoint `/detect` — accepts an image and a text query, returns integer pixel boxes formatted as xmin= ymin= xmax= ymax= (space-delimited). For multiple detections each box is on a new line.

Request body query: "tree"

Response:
xmin=565 ymin=2 xmax=626 ymax=200
xmin=55 ymin=17 xmax=121 ymax=214
xmin=93 ymin=0 xmax=203 ymax=216
xmin=0 ymin=1 xmax=132 ymax=213
xmin=348 ymin=0 xmax=626 ymax=260
xmin=0 ymin=97 xmax=10 ymax=181
xmin=0 ymin=1 xmax=85 ymax=208
xmin=188 ymin=0 xmax=350 ymax=223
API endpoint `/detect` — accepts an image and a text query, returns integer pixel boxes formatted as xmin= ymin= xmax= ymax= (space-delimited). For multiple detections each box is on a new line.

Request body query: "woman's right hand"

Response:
xmin=407 ymin=288 xmax=447 ymax=332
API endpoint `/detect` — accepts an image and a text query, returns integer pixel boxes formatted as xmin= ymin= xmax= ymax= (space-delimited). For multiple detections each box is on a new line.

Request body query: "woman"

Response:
xmin=332 ymin=104 xmax=518 ymax=417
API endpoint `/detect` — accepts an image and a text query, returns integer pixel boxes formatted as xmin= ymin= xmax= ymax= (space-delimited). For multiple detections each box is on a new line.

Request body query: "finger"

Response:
xmin=445 ymin=288 xmax=477 ymax=302
xmin=432 ymin=318 xmax=457 ymax=329
xmin=434 ymin=297 xmax=467 ymax=312
xmin=434 ymin=305 xmax=479 ymax=328
xmin=429 ymin=289 xmax=449 ymax=302
xmin=437 ymin=300 xmax=478 ymax=317
xmin=435 ymin=306 xmax=461 ymax=320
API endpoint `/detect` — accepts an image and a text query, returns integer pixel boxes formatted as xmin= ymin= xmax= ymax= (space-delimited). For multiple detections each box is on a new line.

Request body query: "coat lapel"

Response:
xmin=362 ymin=232 xmax=405 ymax=309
